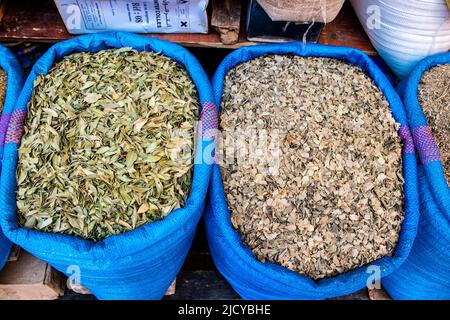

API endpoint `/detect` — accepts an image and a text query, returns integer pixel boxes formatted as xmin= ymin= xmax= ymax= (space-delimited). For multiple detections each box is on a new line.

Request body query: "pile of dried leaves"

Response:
xmin=220 ymin=55 xmax=404 ymax=280
xmin=17 ymin=48 xmax=199 ymax=241
xmin=418 ymin=64 xmax=449 ymax=182
xmin=0 ymin=68 xmax=6 ymax=111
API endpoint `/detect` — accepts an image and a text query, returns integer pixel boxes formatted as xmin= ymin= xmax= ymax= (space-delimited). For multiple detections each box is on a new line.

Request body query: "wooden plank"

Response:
xmin=167 ymin=270 xmax=370 ymax=300
xmin=61 ymin=269 xmax=372 ymax=300
xmin=165 ymin=279 xmax=177 ymax=296
xmin=211 ymin=0 xmax=241 ymax=45
xmin=330 ymin=289 xmax=369 ymax=300
xmin=0 ymin=250 xmax=65 ymax=300
xmin=7 ymin=245 xmax=20 ymax=262
xmin=0 ymin=0 xmax=375 ymax=53
xmin=165 ymin=270 xmax=241 ymax=300
xmin=367 ymin=287 xmax=392 ymax=300
xmin=319 ymin=2 xmax=376 ymax=54
xmin=69 ymin=279 xmax=177 ymax=296
xmin=0 ymin=0 xmax=251 ymax=49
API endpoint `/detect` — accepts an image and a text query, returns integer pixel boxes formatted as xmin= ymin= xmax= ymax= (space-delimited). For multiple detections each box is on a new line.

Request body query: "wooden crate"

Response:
xmin=0 ymin=247 xmax=177 ymax=299
xmin=0 ymin=250 xmax=65 ymax=300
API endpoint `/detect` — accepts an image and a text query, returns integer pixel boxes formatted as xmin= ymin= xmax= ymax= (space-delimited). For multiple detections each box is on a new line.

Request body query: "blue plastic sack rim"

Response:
xmin=0 ymin=44 xmax=24 ymax=271
xmin=401 ymin=51 xmax=450 ymax=217
xmin=206 ymin=42 xmax=420 ymax=299
xmin=0 ymin=32 xmax=215 ymax=261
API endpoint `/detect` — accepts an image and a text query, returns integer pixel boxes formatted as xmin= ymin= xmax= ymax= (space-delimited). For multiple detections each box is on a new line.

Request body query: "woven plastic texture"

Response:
xmin=206 ymin=42 xmax=420 ymax=299
xmin=0 ymin=32 xmax=216 ymax=299
xmin=0 ymin=45 xmax=24 ymax=271
xmin=384 ymin=52 xmax=450 ymax=300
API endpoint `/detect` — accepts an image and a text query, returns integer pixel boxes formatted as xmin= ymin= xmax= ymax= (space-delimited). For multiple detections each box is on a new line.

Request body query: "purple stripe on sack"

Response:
xmin=398 ymin=125 xmax=415 ymax=155
xmin=199 ymin=102 xmax=219 ymax=140
xmin=5 ymin=109 xmax=27 ymax=145
xmin=412 ymin=126 xmax=441 ymax=164
xmin=0 ymin=113 xmax=12 ymax=146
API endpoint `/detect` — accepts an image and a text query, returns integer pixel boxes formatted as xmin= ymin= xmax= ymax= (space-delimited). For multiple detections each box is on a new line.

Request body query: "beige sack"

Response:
xmin=257 ymin=0 xmax=346 ymax=23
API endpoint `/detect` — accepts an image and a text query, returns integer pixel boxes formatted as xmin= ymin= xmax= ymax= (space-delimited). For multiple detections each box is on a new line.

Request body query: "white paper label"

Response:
xmin=55 ymin=0 xmax=209 ymax=34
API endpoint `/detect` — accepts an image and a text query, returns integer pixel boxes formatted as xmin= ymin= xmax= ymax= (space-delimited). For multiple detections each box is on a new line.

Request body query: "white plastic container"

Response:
xmin=350 ymin=0 xmax=450 ymax=78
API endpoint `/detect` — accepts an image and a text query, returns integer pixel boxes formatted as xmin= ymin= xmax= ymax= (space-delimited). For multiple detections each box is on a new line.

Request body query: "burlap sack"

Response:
xmin=257 ymin=0 xmax=346 ymax=23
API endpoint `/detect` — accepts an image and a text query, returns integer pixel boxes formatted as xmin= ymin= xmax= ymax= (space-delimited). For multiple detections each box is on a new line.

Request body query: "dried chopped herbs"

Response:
xmin=418 ymin=64 xmax=449 ymax=182
xmin=17 ymin=48 xmax=199 ymax=241
xmin=220 ymin=55 xmax=404 ymax=280
xmin=0 ymin=68 xmax=6 ymax=112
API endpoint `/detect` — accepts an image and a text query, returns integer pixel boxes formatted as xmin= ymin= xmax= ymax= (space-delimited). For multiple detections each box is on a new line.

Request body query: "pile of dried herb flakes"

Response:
xmin=220 ymin=55 xmax=404 ymax=280
xmin=17 ymin=48 xmax=199 ymax=241
xmin=0 ymin=68 xmax=7 ymax=111
xmin=418 ymin=64 xmax=449 ymax=182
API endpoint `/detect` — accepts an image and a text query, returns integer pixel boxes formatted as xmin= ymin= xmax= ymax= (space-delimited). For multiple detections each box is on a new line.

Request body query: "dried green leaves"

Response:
xmin=17 ymin=48 xmax=199 ymax=241
xmin=418 ymin=64 xmax=450 ymax=182
xmin=0 ymin=68 xmax=6 ymax=112
xmin=221 ymin=55 xmax=404 ymax=280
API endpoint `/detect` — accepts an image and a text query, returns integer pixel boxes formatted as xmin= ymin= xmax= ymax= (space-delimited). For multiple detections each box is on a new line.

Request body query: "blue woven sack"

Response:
xmin=0 ymin=32 xmax=217 ymax=299
xmin=205 ymin=43 xmax=420 ymax=299
xmin=384 ymin=52 xmax=450 ymax=300
xmin=0 ymin=45 xmax=24 ymax=271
